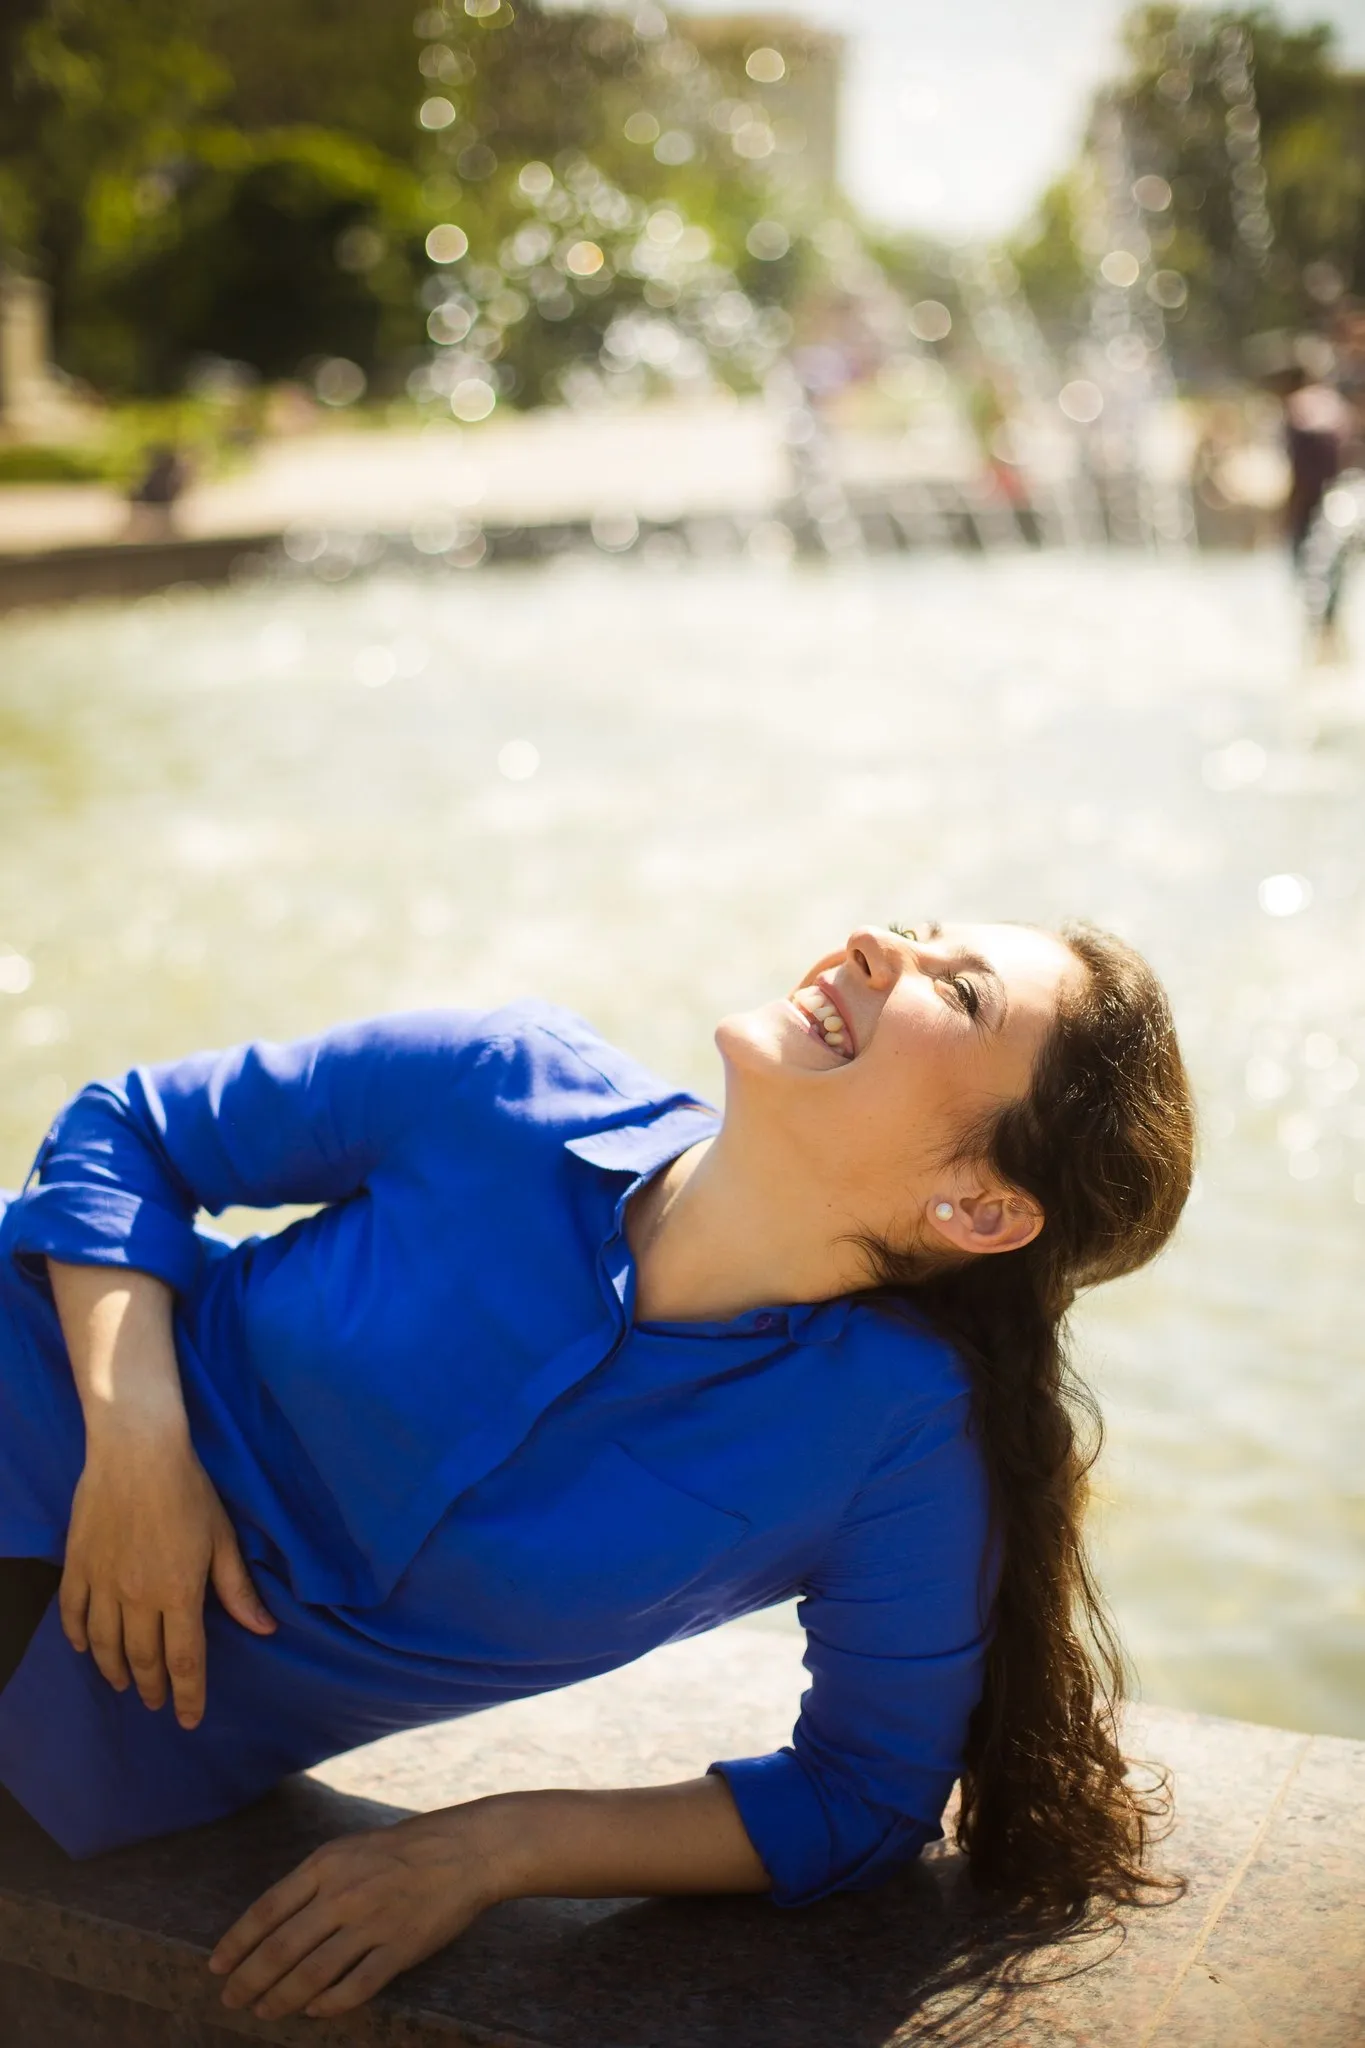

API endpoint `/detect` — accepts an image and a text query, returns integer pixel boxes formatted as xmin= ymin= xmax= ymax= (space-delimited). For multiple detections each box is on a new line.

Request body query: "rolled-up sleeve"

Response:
xmin=710 ymin=1392 xmax=992 ymax=1905
xmin=7 ymin=1010 xmax=490 ymax=1296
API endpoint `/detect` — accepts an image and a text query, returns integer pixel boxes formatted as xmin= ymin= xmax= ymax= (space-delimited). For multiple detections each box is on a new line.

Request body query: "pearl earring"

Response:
xmin=934 ymin=1202 xmax=954 ymax=1221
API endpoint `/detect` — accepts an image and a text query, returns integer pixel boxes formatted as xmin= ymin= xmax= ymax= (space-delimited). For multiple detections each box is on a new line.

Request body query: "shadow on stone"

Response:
xmin=507 ymin=1865 xmax=1125 ymax=2048
xmin=0 ymin=1778 xmax=1124 ymax=2047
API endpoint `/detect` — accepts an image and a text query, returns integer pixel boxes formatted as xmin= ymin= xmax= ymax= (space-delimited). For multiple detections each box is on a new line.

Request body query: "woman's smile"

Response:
xmin=789 ymin=982 xmax=857 ymax=1060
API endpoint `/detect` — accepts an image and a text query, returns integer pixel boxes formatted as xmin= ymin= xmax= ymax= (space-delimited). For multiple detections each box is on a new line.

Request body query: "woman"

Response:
xmin=0 ymin=918 xmax=1193 ymax=2024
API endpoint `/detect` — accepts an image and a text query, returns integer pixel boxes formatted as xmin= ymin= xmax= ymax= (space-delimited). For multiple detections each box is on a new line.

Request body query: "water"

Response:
xmin=2 ymin=550 xmax=1361 ymax=1739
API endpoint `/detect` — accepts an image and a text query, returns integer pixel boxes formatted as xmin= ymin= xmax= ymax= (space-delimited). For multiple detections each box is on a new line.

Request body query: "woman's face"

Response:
xmin=715 ymin=921 xmax=1083 ymax=1241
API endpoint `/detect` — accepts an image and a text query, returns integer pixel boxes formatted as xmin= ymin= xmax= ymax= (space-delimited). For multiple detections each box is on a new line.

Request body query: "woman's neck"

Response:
xmin=624 ymin=1130 xmax=869 ymax=1325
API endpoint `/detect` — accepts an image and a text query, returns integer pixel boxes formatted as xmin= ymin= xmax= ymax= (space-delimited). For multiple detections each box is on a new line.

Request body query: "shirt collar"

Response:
xmin=564 ymin=1101 xmax=720 ymax=1178
xmin=566 ymin=1105 xmax=854 ymax=1344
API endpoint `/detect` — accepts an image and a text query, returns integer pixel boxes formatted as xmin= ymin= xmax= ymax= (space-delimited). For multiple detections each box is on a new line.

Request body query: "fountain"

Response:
xmin=949 ymin=244 xmax=1106 ymax=548
xmin=1071 ymin=95 xmax=1196 ymax=551
xmin=1300 ymin=468 xmax=1365 ymax=652
xmin=252 ymin=5 xmax=1289 ymax=593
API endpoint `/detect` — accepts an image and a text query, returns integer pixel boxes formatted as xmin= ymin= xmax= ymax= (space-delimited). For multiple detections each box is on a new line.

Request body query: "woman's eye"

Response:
xmin=947 ymin=976 xmax=979 ymax=1018
xmin=889 ymin=923 xmax=918 ymax=942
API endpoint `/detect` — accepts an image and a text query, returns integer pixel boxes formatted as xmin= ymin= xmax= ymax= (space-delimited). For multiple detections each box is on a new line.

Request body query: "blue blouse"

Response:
xmin=0 ymin=1002 xmax=991 ymax=1900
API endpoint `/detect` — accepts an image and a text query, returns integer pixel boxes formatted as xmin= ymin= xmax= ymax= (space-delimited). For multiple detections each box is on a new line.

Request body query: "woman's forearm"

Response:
xmin=476 ymin=1775 xmax=770 ymax=1903
xmin=211 ymin=1775 xmax=770 ymax=2019
xmin=48 ymin=1259 xmax=189 ymax=1448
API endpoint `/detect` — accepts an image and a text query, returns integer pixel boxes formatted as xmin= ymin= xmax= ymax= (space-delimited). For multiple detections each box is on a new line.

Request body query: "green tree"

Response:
xmin=1 ymin=0 xmax=830 ymax=405
xmin=367 ymin=2 xmax=829 ymax=408
xmin=1 ymin=0 xmax=428 ymax=392
xmin=1010 ymin=5 xmax=1365 ymax=382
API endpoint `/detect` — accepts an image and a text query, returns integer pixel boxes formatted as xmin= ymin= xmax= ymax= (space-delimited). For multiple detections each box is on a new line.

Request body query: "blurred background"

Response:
xmin=1 ymin=2 xmax=1362 ymax=1744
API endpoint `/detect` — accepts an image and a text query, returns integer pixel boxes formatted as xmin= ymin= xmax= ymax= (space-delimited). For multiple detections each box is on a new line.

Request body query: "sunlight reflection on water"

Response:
xmin=1 ymin=550 xmax=1361 ymax=1736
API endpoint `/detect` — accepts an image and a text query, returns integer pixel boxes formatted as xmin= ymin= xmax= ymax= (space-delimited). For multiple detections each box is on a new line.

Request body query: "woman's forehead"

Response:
xmin=951 ymin=922 xmax=1079 ymax=996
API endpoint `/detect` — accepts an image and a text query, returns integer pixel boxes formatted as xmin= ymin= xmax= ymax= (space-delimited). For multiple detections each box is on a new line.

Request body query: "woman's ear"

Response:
xmin=925 ymin=1185 xmax=1043 ymax=1257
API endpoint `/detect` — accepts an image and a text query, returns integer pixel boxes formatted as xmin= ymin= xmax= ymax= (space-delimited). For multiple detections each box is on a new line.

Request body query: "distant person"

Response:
xmin=0 ymin=920 xmax=1193 ymax=2020
xmin=1297 ymin=462 xmax=1364 ymax=664
xmin=1280 ymin=368 xmax=1352 ymax=562
xmin=125 ymin=443 xmax=190 ymax=539
xmin=1271 ymin=362 xmax=1355 ymax=660
xmin=1329 ymin=304 xmax=1365 ymax=448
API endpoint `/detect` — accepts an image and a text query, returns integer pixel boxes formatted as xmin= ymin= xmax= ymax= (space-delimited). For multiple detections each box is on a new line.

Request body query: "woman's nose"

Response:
xmin=843 ymin=928 xmax=901 ymax=989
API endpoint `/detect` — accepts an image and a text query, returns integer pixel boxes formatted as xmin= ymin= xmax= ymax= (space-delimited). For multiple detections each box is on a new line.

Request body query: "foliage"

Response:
xmin=1 ymin=0 xmax=230 ymax=385
xmin=396 ymin=4 xmax=827 ymax=411
xmin=1 ymin=0 xmax=430 ymax=393
xmin=0 ymin=441 xmax=107 ymax=482
xmin=0 ymin=390 xmax=272 ymax=488
xmin=68 ymin=128 xmax=429 ymax=393
xmin=1008 ymin=177 xmax=1091 ymax=345
xmin=1 ymin=0 xmax=831 ymax=407
xmin=1010 ymin=5 xmax=1365 ymax=383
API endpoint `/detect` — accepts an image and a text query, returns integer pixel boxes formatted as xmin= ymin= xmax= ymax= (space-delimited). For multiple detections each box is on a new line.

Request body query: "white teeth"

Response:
xmin=793 ymin=986 xmax=852 ymax=1056
xmin=796 ymin=987 xmax=836 ymax=1019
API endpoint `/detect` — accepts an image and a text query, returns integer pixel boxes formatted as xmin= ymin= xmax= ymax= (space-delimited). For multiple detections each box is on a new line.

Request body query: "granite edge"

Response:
xmin=0 ymin=1890 xmax=553 ymax=2048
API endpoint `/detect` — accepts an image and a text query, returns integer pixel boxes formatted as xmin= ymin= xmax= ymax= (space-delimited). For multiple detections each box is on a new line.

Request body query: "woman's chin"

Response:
xmin=715 ymin=1000 xmax=836 ymax=1075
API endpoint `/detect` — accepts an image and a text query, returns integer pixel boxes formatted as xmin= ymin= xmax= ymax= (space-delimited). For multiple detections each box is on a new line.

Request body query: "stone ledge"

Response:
xmin=0 ymin=533 xmax=281 ymax=609
xmin=0 ymin=1627 xmax=1360 ymax=2047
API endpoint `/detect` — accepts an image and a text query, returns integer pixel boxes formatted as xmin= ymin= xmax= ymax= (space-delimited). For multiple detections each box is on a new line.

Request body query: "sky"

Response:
xmin=676 ymin=0 xmax=1365 ymax=237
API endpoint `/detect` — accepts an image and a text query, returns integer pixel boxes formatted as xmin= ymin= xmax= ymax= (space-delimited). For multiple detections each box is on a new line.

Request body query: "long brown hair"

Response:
xmin=859 ymin=921 xmax=1195 ymax=1927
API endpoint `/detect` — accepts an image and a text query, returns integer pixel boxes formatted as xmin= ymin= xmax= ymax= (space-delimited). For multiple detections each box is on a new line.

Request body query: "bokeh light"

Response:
xmin=564 ymin=241 xmax=605 ymax=277
xmin=907 ymin=299 xmax=952 ymax=342
xmin=1100 ymin=249 xmax=1141 ymax=288
xmin=496 ymin=739 xmax=540 ymax=781
xmin=518 ymin=162 xmax=554 ymax=200
xmin=745 ymin=47 xmax=786 ymax=84
xmin=1132 ymin=174 xmax=1173 ymax=212
xmin=1258 ymin=874 xmax=1313 ymax=918
xmin=312 ymin=358 xmax=366 ymax=406
xmin=1058 ymin=378 xmax=1103 ymax=422
xmin=0 ymin=949 xmax=34 ymax=997
xmin=1146 ymin=270 xmax=1189 ymax=310
xmin=425 ymin=224 xmax=469 ymax=265
xmin=417 ymin=96 xmax=457 ymax=130
xmin=745 ymin=220 xmax=791 ymax=262
xmin=450 ymin=377 xmax=496 ymax=422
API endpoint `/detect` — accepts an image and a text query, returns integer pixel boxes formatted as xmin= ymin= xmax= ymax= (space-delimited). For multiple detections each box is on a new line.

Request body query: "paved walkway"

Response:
xmin=0 ymin=1624 xmax=1360 ymax=2044
xmin=0 ymin=401 xmax=796 ymax=555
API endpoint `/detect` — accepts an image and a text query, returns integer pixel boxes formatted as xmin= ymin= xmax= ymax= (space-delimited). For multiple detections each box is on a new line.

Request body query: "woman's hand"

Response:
xmin=209 ymin=1810 xmax=499 ymax=2021
xmin=48 ymin=1258 xmax=275 ymax=1729
xmin=60 ymin=1431 xmax=275 ymax=1729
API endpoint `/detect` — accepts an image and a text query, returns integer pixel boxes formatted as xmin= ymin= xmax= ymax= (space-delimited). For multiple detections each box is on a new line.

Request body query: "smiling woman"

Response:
xmin=0 ymin=916 xmax=1192 ymax=2021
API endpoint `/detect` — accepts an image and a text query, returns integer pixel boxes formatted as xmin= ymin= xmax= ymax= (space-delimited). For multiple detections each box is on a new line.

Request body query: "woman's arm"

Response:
xmin=53 ymin=1259 xmax=189 ymax=1441
xmin=50 ymin=1260 xmax=275 ymax=1728
xmin=488 ymin=1776 xmax=770 ymax=1899
xmin=8 ymin=1013 xmax=497 ymax=1303
xmin=211 ymin=1777 xmax=769 ymax=2023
